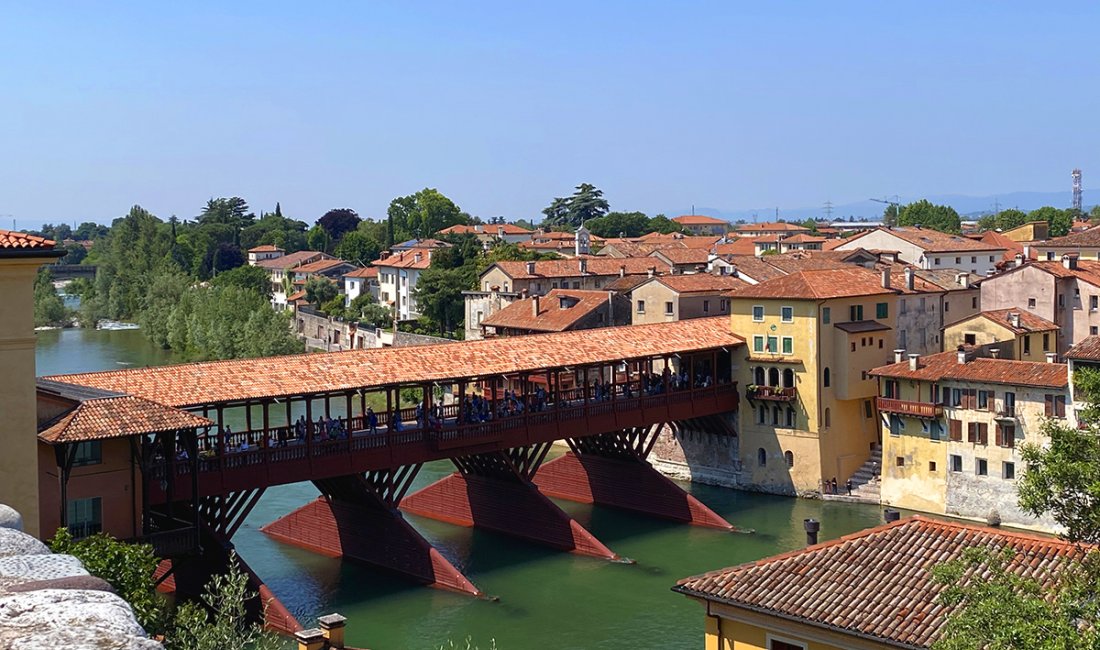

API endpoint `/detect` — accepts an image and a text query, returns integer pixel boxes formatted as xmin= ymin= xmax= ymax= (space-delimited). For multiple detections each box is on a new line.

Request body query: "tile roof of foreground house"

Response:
xmin=647 ymin=274 xmax=749 ymax=294
xmin=728 ymin=267 xmax=896 ymax=300
xmin=671 ymin=214 xmax=729 ymax=226
xmin=674 ymin=516 xmax=1085 ymax=649
xmin=649 ymin=248 xmax=714 ymax=265
xmin=1038 ymin=224 xmax=1100 ymax=248
xmin=1066 ymin=335 xmax=1100 ymax=361
xmin=438 ymin=223 xmax=533 ymax=236
xmin=371 ymin=250 xmax=433 ymax=270
xmin=489 ymin=257 xmax=670 ymax=280
xmin=981 ymin=259 xmax=1100 ymax=289
xmin=481 ymin=289 xmax=611 ymax=333
xmin=44 ymin=317 xmax=744 ymax=408
xmin=845 ymin=227 xmax=1006 ymax=253
xmin=343 ymin=267 xmax=378 ymax=279
xmin=869 ymin=350 xmax=1068 ymax=388
xmin=256 ymin=251 xmax=332 ymax=270
xmin=294 ymin=259 xmax=354 ymax=274
xmin=973 ymin=308 xmax=1059 ymax=334
xmin=0 ymin=229 xmax=57 ymax=251
xmin=714 ymin=238 xmax=761 ymax=256
xmin=39 ymin=396 xmax=212 ymax=443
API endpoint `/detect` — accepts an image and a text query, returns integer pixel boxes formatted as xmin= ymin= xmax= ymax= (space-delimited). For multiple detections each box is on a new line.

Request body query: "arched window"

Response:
xmin=824 ymin=407 xmax=831 ymax=428
xmin=768 ymin=367 xmax=780 ymax=387
xmin=784 ymin=450 xmax=794 ymax=468
xmin=823 ymin=367 xmax=831 ymax=388
xmin=757 ymin=448 xmax=767 ymax=467
xmin=754 ymin=366 xmax=766 ymax=385
xmin=783 ymin=368 xmax=795 ymax=388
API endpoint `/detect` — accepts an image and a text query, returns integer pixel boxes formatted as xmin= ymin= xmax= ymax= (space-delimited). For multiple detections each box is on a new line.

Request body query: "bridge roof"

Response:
xmin=44 ymin=318 xmax=743 ymax=408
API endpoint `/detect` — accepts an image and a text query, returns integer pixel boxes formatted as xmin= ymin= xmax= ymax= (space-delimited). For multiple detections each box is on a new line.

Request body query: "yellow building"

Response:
xmin=674 ymin=515 xmax=1079 ymax=650
xmin=870 ymin=348 xmax=1068 ymax=531
xmin=0 ymin=230 xmax=64 ymax=536
xmin=942 ymin=308 xmax=1058 ymax=362
xmin=1001 ymin=220 xmax=1048 ymax=242
xmin=729 ymin=267 xmax=898 ymax=495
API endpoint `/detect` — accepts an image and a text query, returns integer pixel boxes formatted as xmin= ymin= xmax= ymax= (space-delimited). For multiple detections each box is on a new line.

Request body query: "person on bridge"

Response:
xmin=391 ymin=409 xmax=403 ymax=432
xmin=367 ymin=407 xmax=378 ymax=434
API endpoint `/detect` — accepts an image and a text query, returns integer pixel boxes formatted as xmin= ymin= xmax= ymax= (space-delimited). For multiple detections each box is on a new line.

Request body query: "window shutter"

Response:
xmin=1045 ymin=394 xmax=1053 ymax=417
xmin=949 ymin=420 xmax=962 ymax=441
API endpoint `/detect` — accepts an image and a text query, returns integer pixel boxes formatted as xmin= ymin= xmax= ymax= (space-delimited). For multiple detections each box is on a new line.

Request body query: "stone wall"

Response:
xmin=0 ymin=503 xmax=162 ymax=649
xmin=295 ymin=307 xmax=456 ymax=351
xmin=649 ymin=415 xmax=740 ymax=488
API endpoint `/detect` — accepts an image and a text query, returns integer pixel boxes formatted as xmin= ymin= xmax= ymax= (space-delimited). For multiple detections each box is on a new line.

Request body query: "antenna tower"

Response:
xmin=1073 ymin=168 xmax=1083 ymax=212
xmin=824 ymin=201 xmax=834 ymax=221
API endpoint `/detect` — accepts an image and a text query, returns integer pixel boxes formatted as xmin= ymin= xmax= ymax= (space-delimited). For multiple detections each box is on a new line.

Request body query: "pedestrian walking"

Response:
xmin=846 ymin=479 xmax=853 ymax=496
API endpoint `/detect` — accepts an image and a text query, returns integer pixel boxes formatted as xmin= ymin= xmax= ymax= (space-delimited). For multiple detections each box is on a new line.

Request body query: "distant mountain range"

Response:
xmin=671 ymin=189 xmax=1100 ymax=224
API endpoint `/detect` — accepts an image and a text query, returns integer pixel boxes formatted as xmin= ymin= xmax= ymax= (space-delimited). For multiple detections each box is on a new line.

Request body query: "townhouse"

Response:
xmin=246 ymin=244 xmax=284 ymax=265
xmin=342 ymin=266 xmax=379 ymax=307
xmin=733 ymin=222 xmax=812 ymax=238
xmin=479 ymin=289 xmax=630 ymax=337
xmin=437 ymin=222 xmax=533 ymax=245
xmin=371 ymin=248 xmax=435 ymax=321
xmin=630 ymin=274 xmax=747 ymax=324
xmin=1030 ymin=224 xmax=1100 ymax=260
xmin=671 ymin=214 xmax=730 ymax=236
xmin=835 ymin=226 xmax=1006 ymax=275
xmin=942 ymin=308 xmax=1059 ymax=361
xmin=256 ymin=250 xmax=335 ymax=310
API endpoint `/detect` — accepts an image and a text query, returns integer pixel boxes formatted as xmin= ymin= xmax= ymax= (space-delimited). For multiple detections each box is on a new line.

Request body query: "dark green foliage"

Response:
xmin=1029 ymin=206 xmax=1074 ymax=238
xmin=211 ymin=265 xmax=271 ymax=298
xmin=84 ymin=205 xmax=175 ymax=320
xmin=583 ymin=211 xmax=651 ymax=238
xmin=317 ymin=208 xmax=362 ymax=242
xmin=239 ymin=211 xmax=309 ymax=252
xmin=306 ymin=225 xmax=331 ymax=253
xmin=541 ymin=183 xmax=610 ymax=230
xmin=33 ymin=268 xmax=69 ymax=327
xmin=61 ymin=242 xmax=88 ymax=264
xmin=387 ymin=188 xmax=469 ymax=241
xmin=74 ymin=221 xmax=110 ymax=240
xmin=304 ymin=276 xmax=338 ymax=308
xmin=896 ymin=199 xmax=961 ymax=233
xmin=647 ymin=214 xmax=683 ymax=234
xmin=49 ymin=529 xmax=169 ymax=635
xmin=348 ymin=293 xmax=393 ymax=328
xmin=333 ymin=230 xmax=381 ymax=266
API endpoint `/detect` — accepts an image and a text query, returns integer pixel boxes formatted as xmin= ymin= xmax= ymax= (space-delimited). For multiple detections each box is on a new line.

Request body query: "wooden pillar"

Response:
xmin=305 ymin=398 xmax=314 ymax=439
xmin=359 ymin=390 xmax=367 ymax=424
xmin=345 ymin=391 xmax=354 ymax=424
xmin=324 ymin=394 xmax=332 ymax=418
xmin=386 ymin=388 xmax=393 ymax=432
xmin=262 ymin=402 xmax=270 ymax=447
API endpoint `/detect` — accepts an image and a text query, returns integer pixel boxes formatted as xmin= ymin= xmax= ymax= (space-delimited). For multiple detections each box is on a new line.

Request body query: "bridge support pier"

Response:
xmin=260 ymin=468 xmax=482 ymax=597
xmin=533 ymin=425 xmax=735 ymax=530
xmin=400 ymin=444 xmax=620 ymax=560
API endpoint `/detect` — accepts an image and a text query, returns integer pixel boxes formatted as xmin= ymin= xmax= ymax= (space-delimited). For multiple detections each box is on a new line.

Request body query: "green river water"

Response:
xmin=36 ymin=328 xmax=884 ymax=650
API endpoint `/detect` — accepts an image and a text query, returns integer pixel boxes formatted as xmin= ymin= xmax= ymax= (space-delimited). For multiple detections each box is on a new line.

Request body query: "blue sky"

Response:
xmin=2 ymin=2 xmax=1098 ymax=228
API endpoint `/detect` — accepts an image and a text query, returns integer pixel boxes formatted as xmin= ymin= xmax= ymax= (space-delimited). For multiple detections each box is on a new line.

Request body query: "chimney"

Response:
xmin=956 ymin=272 xmax=970 ymax=288
xmin=647 ymin=267 xmax=655 ymax=278
xmin=884 ymin=508 xmax=901 ymax=523
xmin=414 ymin=252 xmax=422 ymax=263
xmin=881 ymin=267 xmax=891 ymax=289
xmin=908 ymin=353 xmax=921 ymax=371
xmin=607 ymin=290 xmax=614 ymax=324
xmin=1009 ymin=312 xmax=1021 ymax=329
xmin=295 ymin=628 xmax=326 ymax=650
xmin=904 ymin=266 xmax=915 ymax=290
xmin=957 ymin=348 xmax=967 ymax=365
xmin=894 ymin=349 xmax=906 ymax=364
xmin=497 ymin=225 xmax=505 ymax=237
xmin=532 ymin=295 xmax=541 ymax=316
xmin=579 ymin=258 xmax=588 ymax=274
xmin=318 ymin=614 xmax=347 ymax=649
xmin=1023 ymin=244 xmax=1031 ymax=259
xmin=1063 ymin=254 xmax=1078 ymax=270
xmin=989 ymin=347 xmax=1000 ymax=359
xmin=619 ymin=264 xmax=626 ymax=277
xmin=1014 ymin=253 xmax=1025 ymax=267
xmin=803 ymin=518 xmax=820 ymax=546
xmin=526 ymin=261 xmax=536 ymax=275
xmin=1046 ymin=352 xmax=1058 ymax=363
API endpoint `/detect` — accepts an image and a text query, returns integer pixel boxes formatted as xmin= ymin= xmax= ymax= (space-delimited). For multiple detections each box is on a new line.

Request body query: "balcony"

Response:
xmin=994 ymin=406 xmax=1017 ymax=421
xmin=747 ymin=385 xmax=797 ymax=402
xmin=876 ymin=397 xmax=943 ymax=419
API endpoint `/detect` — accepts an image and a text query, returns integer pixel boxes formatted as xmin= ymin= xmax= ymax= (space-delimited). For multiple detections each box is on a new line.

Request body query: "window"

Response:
xmin=971 ymin=296 xmax=978 ymax=309
xmin=823 ymin=367 xmax=831 ymax=387
xmin=1059 ymin=294 xmax=1065 ymax=308
xmin=781 ymin=306 xmax=794 ymax=322
xmin=1023 ymin=335 xmax=1031 ymax=355
xmin=782 ymin=368 xmax=795 ymax=388
xmin=929 ymin=461 xmax=938 ymax=471
xmin=896 ymin=456 xmax=905 ymax=467
xmin=955 ymin=256 xmax=961 ymax=264
xmin=1003 ymin=462 xmax=1016 ymax=480
xmin=752 ymin=305 xmax=765 ymax=321
xmin=769 ymin=639 xmax=806 ymax=650
xmin=67 ymin=497 xmax=102 ymax=539
xmin=864 ymin=400 xmax=873 ymax=419
xmin=1093 ymin=326 xmax=1099 ymax=336
xmin=879 ymin=338 xmax=884 ymax=349
xmin=930 ymin=421 xmax=944 ymax=441
xmin=753 ymin=336 xmax=764 ymax=353
xmin=964 ymin=333 xmax=976 ymax=345
xmin=850 ymin=342 xmax=856 ymax=352
xmin=876 ymin=302 xmax=888 ymax=319
xmin=996 ymin=423 xmax=1016 ymax=448
xmin=884 ymin=379 xmax=897 ymax=398
xmin=766 ymin=336 xmax=778 ymax=353
xmin=784 ymin=450 xmax=794 ymax=467
xmin=785 ymin=408 xmax=795 ymax=428
xmin=1043 ymin=333 xmax=1051 ymax=351
xmin=849 ymin=304 xmax=864 ymax=321
xmin=702 ymin=300 xmax=709 ymax=313
xmin=758 ymin=405 xmax=767 ymax=424
xmin=967 ymin=422 xmax=989 ymax=445
xmin=636 ymin=300 xmax=645 ymax=314
xmin=572 ymin=281 xmax=580 ymax=289
xmin=822 ymin=307 xmax=831 ymax=324
xmin=781 ymin=337 xmax=793 ymax=355
xmin=899 ymin=298 xmax=907 ymax=315
xmin=989 ymin=255 xmax=995 ymax=262
xmin=757 ymin=448 xmax=767 ymax=466
xmin=72 ymin=441 xmax=102 ymax=467
xmin=664 ymin=301 xmax=674 ymax=315
xmin=935 ymin=257 xmax=942 ymax=265
xmin=976 ymin=458 xmax=988 ymax=476
xmin=772 ymin=406 xmax=781 ymax=425
xmin=977 ymin=390 xmax=990 ymax=410
xmin=971 ymin=256 xmax=977 ymax=264
xmin=1045 ymin=394 xmax=1067 ymax=418
xmin=949 ymin=419 xmax=963 ymax=441
xmin=1092 ymin=295 xmax=1099 ymax=311
xmin=949 ymin=454 xmax=963 ymax=472
xmin=1028 ymin=297 xmax=1037 ymax=308
xmin=824 ymin=407 xmax=831 ymax=427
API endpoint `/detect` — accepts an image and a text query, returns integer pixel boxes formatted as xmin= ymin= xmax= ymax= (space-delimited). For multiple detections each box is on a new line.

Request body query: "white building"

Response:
xmin=835 ymin=227 xmax=1006 ymax=275
xmin=372 ymin=249 xmax=435 ymax=321
xmin=343 ymin=267 xmax=379 ymax=307
xmin=247 ymin=244 xmax=284 ymax=266
xmin=256 ymin=250 xmax=334 ymax=310
xmin=437 ymin=223 xmax=533 ymax=245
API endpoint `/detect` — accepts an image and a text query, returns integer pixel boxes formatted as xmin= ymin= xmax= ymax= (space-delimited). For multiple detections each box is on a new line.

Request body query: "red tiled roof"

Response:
xmin=672 ymin=215 xmax=728 ymax=226
xmin=992 ymin=260 xmax=1100 ymax=290
xmin=343 ymin=267 xmax=378 ymax=279
xmin=870 ymin=350 xmax=1067 ymax=388
xmin=1042 ymin=224 xmax=1100 ymax=247
xmin=257 ymin=251 xmax=331 ymax=270
xmin=973 ymin=308 xmax=1058 ymax=334
xmin=0 ymin=229 xmax=56 ymax=250
xmin=45 ymin=318 xmax=744 ymax=408
xmin=481 ymin=289 xmax=611 ymax=333
xmin=729 ymin=267 xmax=895 ymax=300
xmin=371 ymin=250 xmax=433 ymax=270
xmin=1066 ymin=335 xmax=1100 ymax=361
xmin=438 ymin=223 xmax=533 ymax=236
xmin=248 ymin=244 xmax=283 ymax=253
xmin=777 ymin=233 xmax=827 ymax=244
xmin=724 ymin=256 xmax=788 ymax=282
xmin=844 ymin=227 xmax=1005 ymax=253
xmin=287 ymin=290 xmax=307 ymax=302
xmin=38 ymin=395 xmax=211 ymax=443
xmin=294 ymin=259 xmax=353 ymax=274
xmin=756 ymin=251 xmax=867 ymax=274
xmin=714 ymin=238 xmax=759 ymax=256
xmin=734 ymin=222 xmax=810 ymax=233
xmin=491 ymin=257 xmax=670 ymax=280
xmin=650 ymin=248 xmax=712 ymax=265
xmin=977 ymin=230 xmax=1024 ymax=262
xmin=674 ymin=516 xmax=1085 ymax=649
xmin=647 ymin=274 xmax=749 ymax=294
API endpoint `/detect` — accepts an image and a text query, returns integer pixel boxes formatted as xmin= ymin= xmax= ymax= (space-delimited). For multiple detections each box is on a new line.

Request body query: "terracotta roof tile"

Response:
xmin=248 ymin=244 xmax=283 ymax=253
xmin=294 ymin=259 xmax=353 ymax=274
xmin=45 ymin=318 xmax=744 ymax=408
xmin=1041 ymin=224 xmax=1100 ymax=247
xmin=845 ymin=227 xmax=1006 ymax=253
xmin=647 ymin=274 xmax=748 ymax=294
xmin=438 ymin=223 xmax=533 ymax=236
xmin=343 ymin=267 xmax=378 ymax=279
xmin=256 ymin=251 xmax=331 ymax=270
xmin=674 ymin=516 xmax=1085 ymax=649
xmin=651 ymin=248 xmax=713 ymax=265
xmin=729 ymin=267 xmax=896 ymax=300
xmin=371 ymin=250 xmax=433 ymax=269
xmin=869 ymin=351 xmax=1068 ymax=388
xmin=734 ymin=222 xmax=811 ymax=233
xmin=481 ymin=289 xmax=611 ymax=333
xmin=0 ymin=229 xmax=56 ymax=250
xmin=672 ymin=215 xmax=728 ymax=226
xmin=715 ymin=239 xmax=762 ymax=256
xmin=1066 ymin=335 xmax=1100 ymax=361
xmin=975 ymin=308 xmax=1058 ymax=334
xmin=491 ymin=257 xmax=670 ymax=280
xmin=38 ymin=395 xmax=211 ymax=443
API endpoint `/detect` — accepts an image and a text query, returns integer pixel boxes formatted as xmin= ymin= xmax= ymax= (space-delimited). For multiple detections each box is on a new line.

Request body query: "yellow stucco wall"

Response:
xmin=698 ymin=602 xmax=893 ymax=650
xmin=943 ymin=316 xmax=1053 ymax=362
xmin=0 ymin=257 xmax=52 ymax=537
xmin=731 ymin=293 xmax=893 ymax=493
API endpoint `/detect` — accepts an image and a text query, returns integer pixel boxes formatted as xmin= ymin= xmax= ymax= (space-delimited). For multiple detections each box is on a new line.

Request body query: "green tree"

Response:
xmin=210 ymin=264 xmax=271 ymax=298
xmin=304 ymin=276 xmax=338 ymax=308
xmin=1090 ymin=205 xmax=1100 ymax=221
xmin=387 ymin=188 xmax=468 ymax=241
xmin=348 ymin=293 xmax=393 ymax=328
xmin=542 ymin=183 xmax=610 ymax=229
xmin=167 ymin=553 xmax=281 ymax=650
xmin=1029 ymin=206 xmax=1074 ymax=238
xmin=896 ymin=199 xmax=961 ymax=233
xmin=317 ymin=208 xmax=361 ymax=242
xmin=800 ymin=218 xmax=819 ymax=234
xmin=34 ymin=268 xmax=69 ymax=327
xmin=333 ymin=230 xmax=381 ymax=265
xmin=49 ymin=529 xmax=169 ymax=635
xmin=541 ymin=197 xmax=570 ymax=228
xmin=74 ymin=221 xmax=109 ymax=240
xmin=583 ymin=211 xmax=650 ymax=238
xmin=239 ymin=211 xmax=309 ymax=252
xmin=197 ymin=197 xmax=253 ymax=233
xmin=306 ymin=224 xmax=331 ymax=252
xmin=647 ymin=214 xmax=682 ymax=234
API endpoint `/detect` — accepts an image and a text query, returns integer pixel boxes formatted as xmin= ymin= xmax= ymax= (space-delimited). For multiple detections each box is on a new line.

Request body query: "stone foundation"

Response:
xmin=649 ymin=421 xmax=741 ymax=489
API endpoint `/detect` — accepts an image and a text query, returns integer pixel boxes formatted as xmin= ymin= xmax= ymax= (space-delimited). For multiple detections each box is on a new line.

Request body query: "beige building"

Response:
xmin=247 ymin=244 xmax=284 ymax=265
xmin=1031 ymin=224 xmax=1100 ymax=260
xmin=0 ymin=230 xmax=65 ymax=536
xmin=256 ymin=250 xmax=334 ymax=310
xmin=477 ymin=257 xmax=671 ymax=297
xmin=480 ymin=289 xmax=630 ymax=336
xmin=733 ymin=222 xmax=812 ymax=238
xmin=836 ymin=227 xmax=1006 ymax=275
xmin=437 ymin=222 xmax=533 ymax=245
xmin=943 ymin=309 xmax=1058 ymax=361
xmin=671 ymin=214 xmax=730 ymax=236
xmin=630 ymin=274 xmax=746 ymax=324
xmin=872 ymin=349 xmax=1068 ymax=531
